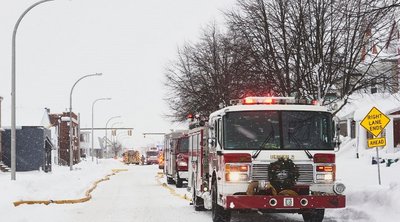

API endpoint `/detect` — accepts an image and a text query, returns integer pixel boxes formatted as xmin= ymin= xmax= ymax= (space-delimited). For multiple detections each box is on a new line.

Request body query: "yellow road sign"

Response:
xmin=360 ymin=107 xmax=390 ymax=137
xmin=367 ymin=137 xmax=386 ymax=148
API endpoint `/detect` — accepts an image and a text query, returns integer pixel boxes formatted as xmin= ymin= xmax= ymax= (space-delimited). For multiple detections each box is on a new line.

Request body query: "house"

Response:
xmin=49 ymin=112 xmax=81 ymax=166
xmin=1 ymin=126 xmax=52 ymax=172
xmin=337 ymin=93 xmax=400 ymax=157
xmin=80 ymin=131 xmax=90 ymax=159
xmin=0 ymin=96 xmax=3 ymax=163
xmin=361 ymin=21 xmax=400 ymax=94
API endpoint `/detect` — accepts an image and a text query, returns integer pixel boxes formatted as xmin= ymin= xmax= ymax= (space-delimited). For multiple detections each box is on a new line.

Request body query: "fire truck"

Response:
xmin=122 ymin=150 xmax=141 ymax=165
xmin=187 ymin=97 xmax=346 ymax=222
xmin=164 ymin=130 xmax=189 ymax=188
xmin=145 ymin=147 xmax=159 ymax=165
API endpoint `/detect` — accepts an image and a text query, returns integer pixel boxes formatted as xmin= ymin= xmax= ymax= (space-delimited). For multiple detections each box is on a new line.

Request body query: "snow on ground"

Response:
xmin=2 ymin=143 xmax=400 ymax=222
xmin=0 ymin=158 xmax=125 ymax=213
xmin=331 ymin=138 xmax=400 ymax=221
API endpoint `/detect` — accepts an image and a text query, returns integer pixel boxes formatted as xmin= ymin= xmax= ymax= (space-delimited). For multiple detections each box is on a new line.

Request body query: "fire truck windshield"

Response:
xmin=179 ymin=137 xmax=189 ymax=152
xmin=223 ymin=111 xmax=334 ymax=150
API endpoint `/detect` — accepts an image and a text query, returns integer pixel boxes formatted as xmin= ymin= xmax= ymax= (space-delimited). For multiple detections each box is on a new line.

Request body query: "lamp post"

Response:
xmin=111 ymin=121 xmax=123 ymax=142
xmin=91 ymin=98 xmax=111 ymax=162
xmin=110 ymin=121 xmax=123 ymax=158
xmin=11 ymin=0 xmax=55 ymax=180
xmin=105 ymin=116 xmax=121 ymax=158
xmin=69 ymin=73 xmax=102 ymax=170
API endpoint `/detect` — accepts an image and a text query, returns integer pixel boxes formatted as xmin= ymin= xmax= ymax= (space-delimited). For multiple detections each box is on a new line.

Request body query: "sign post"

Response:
xmin=360 ymin=107 xmax=390 ymax=185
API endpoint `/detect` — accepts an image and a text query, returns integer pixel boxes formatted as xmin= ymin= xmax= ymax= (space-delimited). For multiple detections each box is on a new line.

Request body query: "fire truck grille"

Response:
xmin=251 ymin=163 xmax=314 ymax=183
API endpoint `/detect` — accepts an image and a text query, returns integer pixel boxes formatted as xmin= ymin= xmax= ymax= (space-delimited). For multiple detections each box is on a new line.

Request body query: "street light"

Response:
xmin=11 ymin=0 xmax=55 ymax=180
xmin=105 ymin=116 xmax=121 ymax=157
xmin=111 ymin=121 xmax=123 ymax=142
xmin=110 ymin=122 xmax=123 ymax=157
xmin=69 ymin=73 xmax=102 ymax=170
xmin=91 ymin=97 xmax=111 ymax=162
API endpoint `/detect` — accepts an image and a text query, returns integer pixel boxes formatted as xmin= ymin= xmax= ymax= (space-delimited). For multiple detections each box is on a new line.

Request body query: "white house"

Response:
xmin=337 ymin=93 xmax=400 ymax=157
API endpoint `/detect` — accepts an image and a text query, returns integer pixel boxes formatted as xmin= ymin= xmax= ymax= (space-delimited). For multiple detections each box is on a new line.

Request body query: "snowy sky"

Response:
xmin=0 ymin=0 xmax=236 ymax=147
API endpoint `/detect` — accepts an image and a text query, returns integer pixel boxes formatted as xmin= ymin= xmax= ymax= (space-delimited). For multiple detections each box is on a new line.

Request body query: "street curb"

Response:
xmin=155 ymin=172 xmax=192 ymax=202
xmin=13 ymin=169 xmax=128 ymax=207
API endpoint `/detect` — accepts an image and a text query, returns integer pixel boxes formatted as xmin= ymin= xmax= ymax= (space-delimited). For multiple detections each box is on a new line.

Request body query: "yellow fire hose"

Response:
xmin=156 ymin=172 xmax=192 ymax=202
xmin=13 ymin=169 xmax=128 ymax=207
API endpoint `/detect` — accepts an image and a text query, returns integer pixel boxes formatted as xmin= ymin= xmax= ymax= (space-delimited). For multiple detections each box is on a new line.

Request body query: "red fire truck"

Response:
xmin=164 ymin=130 xmax=189 ymax=188
xmin=187 ymin=97 xmax=346 ymax=222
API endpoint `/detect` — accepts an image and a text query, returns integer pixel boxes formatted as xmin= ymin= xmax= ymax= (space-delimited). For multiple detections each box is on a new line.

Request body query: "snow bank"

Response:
xmin=0 ymin=159 xmax=125 ymax=210
xmin=335 ymin=137 xmax=400 ymax=221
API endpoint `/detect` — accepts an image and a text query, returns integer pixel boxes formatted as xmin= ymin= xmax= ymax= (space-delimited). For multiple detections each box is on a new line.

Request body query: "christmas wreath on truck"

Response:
xmin=268 ymin=158 xmax=300 ymax=191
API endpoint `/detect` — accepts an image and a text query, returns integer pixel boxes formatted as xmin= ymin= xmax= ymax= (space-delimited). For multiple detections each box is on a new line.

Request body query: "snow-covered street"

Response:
xmin=1 ymin=162 xmax=300 ymax=222
xmin=1 ymin=152 xmax=400 ymax=222
xmin=0 ymin=160 xmax=342 ymax=222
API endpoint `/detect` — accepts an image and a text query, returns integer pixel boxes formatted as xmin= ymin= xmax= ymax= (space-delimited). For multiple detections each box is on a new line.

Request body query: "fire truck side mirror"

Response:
xmin=333 ymin=117 xmax=341 ymax=151
xmin=208 ymin=138 xmax=216 ymax=147
xmin=334 ymin=141 xmax=341 ymax=152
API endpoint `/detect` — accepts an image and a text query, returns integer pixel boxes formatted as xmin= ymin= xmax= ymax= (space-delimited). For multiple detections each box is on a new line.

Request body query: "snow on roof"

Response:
xmin=336 ymin=93 xmax=400 ymax=121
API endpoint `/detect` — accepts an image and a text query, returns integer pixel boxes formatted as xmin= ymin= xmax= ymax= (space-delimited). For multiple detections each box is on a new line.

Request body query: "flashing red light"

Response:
xmin=187 ymin=114 xmax=194 ymax=119
xmin=264 ymin=98 xmax=273 ymax=104
xmin=314 ymin=153 xmax=335 ymax=163
xmin=244 ymin=98 xmax=255 ymax=104
xmin=312 ymin=100 xmax=319 ymax=105
xmin=243 ymin=97 xmax=275 ymax=105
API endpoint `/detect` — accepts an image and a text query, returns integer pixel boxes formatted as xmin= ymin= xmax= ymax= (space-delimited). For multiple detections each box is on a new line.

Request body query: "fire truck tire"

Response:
xmin=302 ymin=209 xmax=325 ymax=222
xmin=211 ymin=181 xmax=231 ymax=222
xmin=167 ymin=177 xmax=175 ymax=184
xmin=176 ymin=179 xmax=183 ymax=188
xmin=176 ymin=173 xmax=183 ymax=188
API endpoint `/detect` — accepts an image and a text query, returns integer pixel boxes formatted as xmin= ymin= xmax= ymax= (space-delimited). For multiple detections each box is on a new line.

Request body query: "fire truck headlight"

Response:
xmin=226 ymin=172 xmax=249 ymax=182
xmin=316 ymin=173 xmax=333 ymax=182
xmin=333 ymin=182 xmax=346 ymax=194
xmin=225 ymin=163 xmax=250 ymax=182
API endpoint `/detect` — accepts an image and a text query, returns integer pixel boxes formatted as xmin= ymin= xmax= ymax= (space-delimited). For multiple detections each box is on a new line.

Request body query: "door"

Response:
xmin=394 ymin=119 xmax=400 ymax=148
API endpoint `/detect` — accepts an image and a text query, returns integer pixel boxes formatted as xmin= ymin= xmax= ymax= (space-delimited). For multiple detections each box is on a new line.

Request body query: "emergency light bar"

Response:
xmin=230 ymin=97 xmax=319 ymax=106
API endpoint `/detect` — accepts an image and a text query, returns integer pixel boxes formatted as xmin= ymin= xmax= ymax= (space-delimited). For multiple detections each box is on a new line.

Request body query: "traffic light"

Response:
xmin=128 ymin=129 xmax=132 ymax=136
xmin=112 ymin=129 xmax=116 ymax=136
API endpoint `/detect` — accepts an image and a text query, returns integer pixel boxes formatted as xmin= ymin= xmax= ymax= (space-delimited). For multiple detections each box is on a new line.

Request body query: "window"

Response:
xmin=217 ymin=119 xmax=222 ymax=146
xmin=281 ymin=111 xmax=333 ymax=150
xmin=223 ymin=111 xmax=334 ymax=150
xmin=223 ymin=111 xmax=280 ymax=149
xmin=178 ymin=137 xmax=189 ymax=152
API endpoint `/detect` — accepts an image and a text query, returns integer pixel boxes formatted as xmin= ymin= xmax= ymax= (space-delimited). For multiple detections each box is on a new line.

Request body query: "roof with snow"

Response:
xmin=336 ymin=93 xmax=400 ymax=121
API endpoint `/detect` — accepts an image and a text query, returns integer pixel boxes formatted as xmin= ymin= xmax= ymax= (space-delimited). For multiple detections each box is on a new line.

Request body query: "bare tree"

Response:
xmin=165 ymin=25 xmax=260 ymax=121
xmin=226 ymin=0 xmax=400 ymax=112
xmin=165 ymin=0 xmax=399 ymax=121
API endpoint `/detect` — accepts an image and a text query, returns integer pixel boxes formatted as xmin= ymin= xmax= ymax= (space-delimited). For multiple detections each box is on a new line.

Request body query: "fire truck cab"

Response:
xmin=188 ymin=97 xmax=346 ymax=222
xmin=164 ymin=130 xmax=189 ymax=188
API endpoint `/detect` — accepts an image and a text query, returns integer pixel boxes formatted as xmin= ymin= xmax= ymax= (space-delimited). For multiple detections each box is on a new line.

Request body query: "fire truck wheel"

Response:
xmin=176 ymin=173 xmax=183 ymax=188
xmin=302 ymin=209 xmax=325 ymax=222
xmin=211 ymin=181 xmax=231 ymax=222
xmin=167 ymin=177 xmax=175 ymax=184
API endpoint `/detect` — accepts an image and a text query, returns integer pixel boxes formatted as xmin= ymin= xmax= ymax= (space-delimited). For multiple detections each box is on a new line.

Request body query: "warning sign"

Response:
xmin=367 ymin=137 xmax=386 ymax=148
xmin=360 ymin=107 xmax=390 ymax=137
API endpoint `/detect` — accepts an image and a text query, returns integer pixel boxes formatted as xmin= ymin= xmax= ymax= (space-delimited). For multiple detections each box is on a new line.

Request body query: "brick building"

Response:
xmin=49 ymin=112 xmax=80 ymax=165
